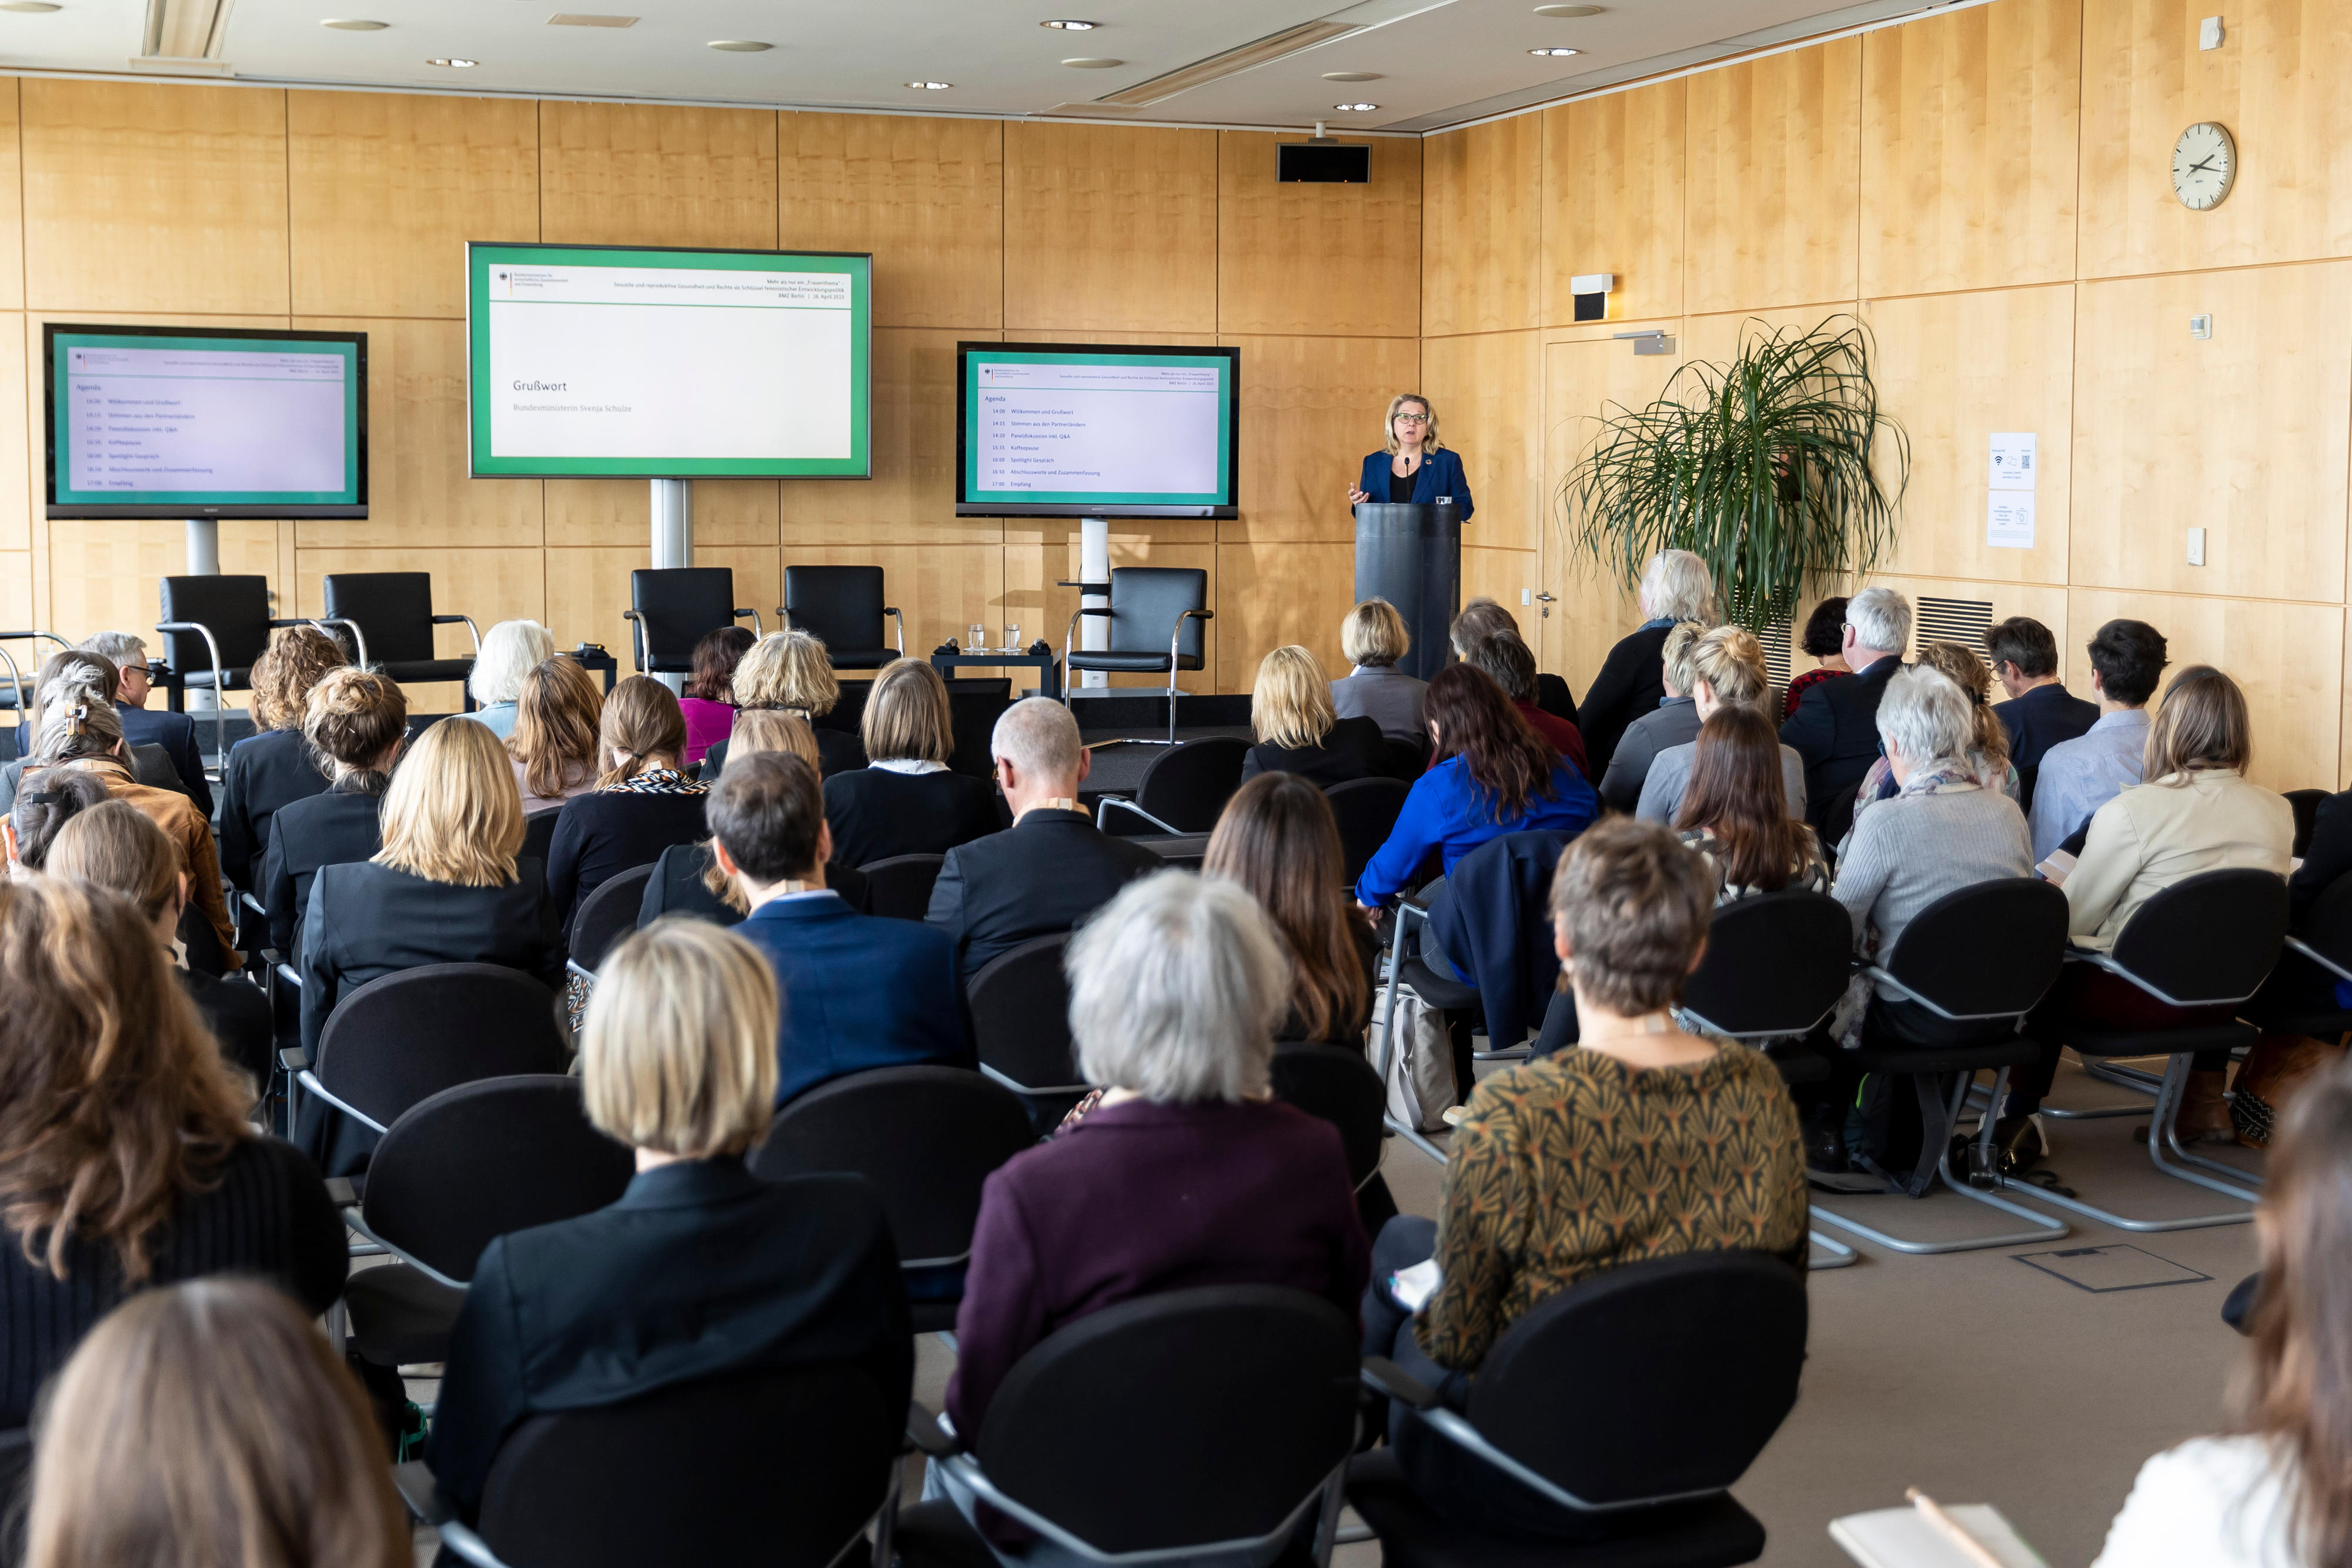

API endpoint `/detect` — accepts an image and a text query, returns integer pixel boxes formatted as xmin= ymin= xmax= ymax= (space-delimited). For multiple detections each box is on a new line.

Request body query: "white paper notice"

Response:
xmin=1989 ymin=432 xmax=2037 ymax=490
xmin=1988 ymin=491 xmax=2036 ymax=549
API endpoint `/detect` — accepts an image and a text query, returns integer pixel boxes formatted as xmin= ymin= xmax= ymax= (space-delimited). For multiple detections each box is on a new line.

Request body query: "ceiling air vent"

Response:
xmin=135 ymin=0 xmax=234 ymax=70
xmin=1093 ymin=19 xmax=1357 ymax=108
xmin=548 ymin=13 xmax=637 ymax=25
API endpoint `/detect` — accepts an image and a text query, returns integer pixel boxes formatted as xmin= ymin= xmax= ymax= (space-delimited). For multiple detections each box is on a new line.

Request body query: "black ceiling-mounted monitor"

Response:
xmin=1278 ymin=143 xmax=1370 ymax=183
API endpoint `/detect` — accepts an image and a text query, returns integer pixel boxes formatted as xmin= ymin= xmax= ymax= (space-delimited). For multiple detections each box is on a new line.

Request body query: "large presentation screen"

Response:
xmin=956 ymin=343 xmax=1240 ymax=519
xmin=44 ymin=325 xmax=366 ymax=519
xmin=467 ymin=242 xmax=871 ymax=479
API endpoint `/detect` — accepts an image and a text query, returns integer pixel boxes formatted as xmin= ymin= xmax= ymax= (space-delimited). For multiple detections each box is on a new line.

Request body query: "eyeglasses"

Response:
xmin=1393 ymin=412 xmax=1431 ymax=424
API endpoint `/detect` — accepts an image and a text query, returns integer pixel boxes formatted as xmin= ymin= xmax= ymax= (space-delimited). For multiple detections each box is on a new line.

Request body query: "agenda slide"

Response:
xmin=467 ymin=243 xmax=871 ymax=479
xmin=956 ymin=345 xmax=1239 ymax=518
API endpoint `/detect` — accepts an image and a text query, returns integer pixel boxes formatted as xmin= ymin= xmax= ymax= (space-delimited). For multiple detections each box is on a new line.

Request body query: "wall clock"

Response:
xmin=2172 ymin=121 xmax=2236 ymax=210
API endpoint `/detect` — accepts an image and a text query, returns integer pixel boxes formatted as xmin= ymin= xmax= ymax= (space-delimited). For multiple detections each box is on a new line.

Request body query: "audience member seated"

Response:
xmin=1240 ymin=644 xmax=1394 ymax=785
xmin=1575 ymin=548 xmax=1714 ymax=780
xmin=1598 ymin=620 xmax=1706 ymax=811
xmin=467 ymin=618 xmax=556 ymax=740
xmin=711 ymin=752 xmax=971 ymax=1104
xmin=1331 ymin=597 xmax=1428 ymax=744
xmin=0 ymin=651 xmax=183 ymax=813
xmin=216 ymin=627 xmax=345 ymax=901
xmin=1782 ymin=597 xmax=1849 ymax=719
xmin=1458 ymin=630 xmax=1587 ymax=777
xmin=2029 ymin=618 xmax=2169 ymax=862
xmin=1205 ymin=772 xmax=1375 ymax=1043
xmin=679 ymin=624 xmax=755 ymax=768
xmin=927 ymin=697 xmax=1157 ymax=981
xmin=25 ymin=1278 xmax=408 ymax=1568
xmin=1359 ymin=819 xmax=1805 ymax=1523
xmin=426 ymin=918 xmax=911 ymax=1525
xmin=1674 ymin=708 xmax=1829 ymax=903
xmin=1850 ymin=640 xmax=2020 ymax=820
xmin=547 ymin=676 xmax=711 ymax=937
xmin=1782 ymin=584 xmax=1911 ymax=829
xmin=822 ymin=658 xmax=1000 ymax=868
xmin=0 ymin=877 xmax=343 ymax=1428
xmin=1355 ymin=664 xmax=1599 ymax=912
xmin=946 ymin=872 xmax=1368 ymax=1441
xmin=1985 ymin=615 xmax=2097 ymax=772
xmin=2000 ymin=667 xmax=2291 ymax=1154
xmin=78 ymin=630 xmax=210 ymax=812
xmin=260 ymin=668 xmax=406 ymax=956
xmin=641 ymin=710 xmax=877 ymax=926
xmin=2 ymin=769 xmax=108 ymax=874
xmin=1636 ymin=624 xmax=1808 ymax=824
xmin=508 ymin=653 xmax=603 ymax=815
xmin=1453 ymin=595 xmax=1577 ymax=723
xmin=704 ymin=630 xmax=866 ymax=779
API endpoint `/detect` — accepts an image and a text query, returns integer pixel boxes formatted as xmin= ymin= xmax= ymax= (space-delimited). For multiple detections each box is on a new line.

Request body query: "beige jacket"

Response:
xmin=2065 ymin=769 xmax=2291 ymax=951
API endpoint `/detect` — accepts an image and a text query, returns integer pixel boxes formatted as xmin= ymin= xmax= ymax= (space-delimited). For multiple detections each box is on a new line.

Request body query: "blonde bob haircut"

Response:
xmin=1251 ymin=646 xmax=1337 ymax=751
xmin=734 ymin=630 xmax=840 ymax=718
xmin=861 ymin=657 xmax=954 ymax=765
xmin=373 ymin=717 xmax=523 ymax=888
xmin=1069 ymin=871 xmax=1288 ymax=1105
xmin=1661 ymin=621 xmax=1708 ymax=696
xmin=1685 ymin=626 xmax=1769 ymax=710
xmin=582 ymin=920 xmax=778 ymax=1158
xmin=698 ymin=710 xmax=821 ymax=914
xmin=1382 ymin=393 xmax=1442 ymax=454
xmin=1341 ymin=599 xmax=1410 ymax=668
xmin=2146 ymin=663 xmax=2252 ymax=784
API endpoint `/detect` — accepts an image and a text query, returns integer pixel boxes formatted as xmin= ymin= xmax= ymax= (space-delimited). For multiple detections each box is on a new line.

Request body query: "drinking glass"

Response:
xmin=1005 ymin=623 xmax=1022 ymax=653
xmin=968 ymin=624 xmax=987 ymax=653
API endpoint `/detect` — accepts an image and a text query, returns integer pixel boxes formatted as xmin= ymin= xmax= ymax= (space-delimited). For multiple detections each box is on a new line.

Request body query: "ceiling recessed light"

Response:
xmin=1040 ymin=18 xmax=1096 ymax=29
xmin=707 ymin=38 xmax=770 ymax=51
xmin=425 ymin=56 xmax=476 ymax=65
xmin=1321 ymin=70 xmax=1379 ymax=82
xmin=1061 ymin=56 xmax=1121 ymax=68
xmin=1532 ymin=4 xmax=1604 ymax=14
xmin=0 ymin=4 xmax=62 ymax=12
xmin=321 ymin=17 xmax=387 ymax=28
xmin=1528 ymin=46 xmax=1581 ymax=56
xmin=1334 ymin=101 xmax=1378 ymax=111
xmin=906 ymin=79 xmax=951 ymax=89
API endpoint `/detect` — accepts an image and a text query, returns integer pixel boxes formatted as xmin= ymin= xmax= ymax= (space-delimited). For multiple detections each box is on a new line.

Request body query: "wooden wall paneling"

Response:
xmin=694 ymin=545 xmax=782 ymax=638
xmin=780 ymin=113 xmax=1001 ymax=330
xmin=1422 ymin=118 xmax=1539 ymax=337
xmin=539 ymin=102 xmax=779 ymax=249
xmin=0 ymin=81 xmax=24 ymax=312
xmin=781 ymin=327 xmax=1000 ymax=546
xmin=1685 ymin=38 xmax=1863 ymax=315
xmin=288 ymin=92 xmax=539 ymax=319
xmin=544 ymin=546 xmax=644 ymax=664
xmin=1863 ymin=286 xmax=2074 ymax=586
xmin=1860 ymin=0 xmax=2081 ymax=297
xmin=1678 ymin=302 xmax=1867 ymax=369
xmin=22 ymin=81 xmax=290 ymax=315
xmin=1866 ymin=571 xmax=2071 ymax=666
xmin=1003 ymin=123 xmax=1217 ymax=335
xmin=0 ymin=314 xmax=26 ymax=553
xmin=1421 ymin=330 xmax=1541 ymax=553
xmin=293 ymin=544 xmax=546 ymax=711
xmin=1220 ymin=540 xmax=1355 ymax=695
xmin=48 ymin=519 xmax=278 ymax=647
xmin=1225 ymin=333 xmax=1422 ymax=543
xmin=1461 ymin=547 xmax=1542 ymax=628
xmin=0 ymin=551 xmax=28 ymax=633
xmin=2072 ymin=262 xmax=2352 ymax=602
xmin=784 ymin=541 xmax=1005 ymax=668
xmin=2079 ymin=0 xmax=2352 ymax=279
xmin=1541 ymin=79 xmax=1685 ymax=327
xmin=1218 ymin=133 xmax=1421 ymax=339
xmin=546 ymin=479 xmax=780 ymax=550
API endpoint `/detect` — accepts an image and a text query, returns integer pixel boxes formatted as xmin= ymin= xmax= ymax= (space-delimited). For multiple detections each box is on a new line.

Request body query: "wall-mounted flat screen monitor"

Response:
xmin=44 ymin=324 xmax=367 ymax=519
xmin=956 ymin=342 xmax=1240 ymax=519
xmin=466 ymin=242 xmax=872 ymax=479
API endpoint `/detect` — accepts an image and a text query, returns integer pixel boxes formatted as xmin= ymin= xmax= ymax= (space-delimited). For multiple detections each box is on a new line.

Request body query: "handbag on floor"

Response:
xmin=1381 ymin=984 xmax=1458 ymax=1134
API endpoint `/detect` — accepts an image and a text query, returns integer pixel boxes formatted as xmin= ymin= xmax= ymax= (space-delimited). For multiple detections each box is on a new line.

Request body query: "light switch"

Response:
xmin=1520 ymin=589 xmax=1531 ymax=606
xmin=2190 ymin=314 xmax=2213 ymax=339
xmin=2187 ymin=527 xmax=2207 ymax=566
xmin=2199 ymin=15 xmax=2223 ymax=49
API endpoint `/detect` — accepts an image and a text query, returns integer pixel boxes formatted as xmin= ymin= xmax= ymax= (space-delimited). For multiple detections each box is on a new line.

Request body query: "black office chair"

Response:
xmin=319 ymin=572 xmax=481 ymax=698
xmin=1272 ymin=1042 xmax=1398 ymax=1234
xmin=753 ymin=1065 xmax=1037 ymax=1334
xmin=566 ymin=865 xmax=657 ymax=985
xmin=899 ymin=1286 xmax=1359 ymax=1568
xmin=2245 ymin=872 xmax=2352 ymax=1041
xmin=1063 ymin=567 xmax=1211 ymax=745
xmin=155 ymin=575 xmax=311 ymax=766
xmin=1351 ymin=1251 xmax=1803 ymax=1566
xmin=859 ymin=852 xmax=945 ymax=921
xmin=2286 ymin=788 xmax=2330 ymax=858
xmin=520 ymin=808 xmax=562 ymax=868
xmin=1327 ymin=776 xmax=1412 ymax=885
xmin=1677 ymin=890 xmax=1853 ymax=1048
xmin=968 ymin=932 xmax=1087 ymax=1130
xmin=1098 ymin=735 xmax=1250 ymax=835
xmin=624 ymin=568 xmax=760 ymax=677
xmin=780 ymin=565 xmax=903 ymax=671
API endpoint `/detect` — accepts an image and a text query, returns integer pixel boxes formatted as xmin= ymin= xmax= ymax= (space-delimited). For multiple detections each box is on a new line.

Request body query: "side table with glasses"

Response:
xmin=931 ymin=638 xmax=1061 ymax=701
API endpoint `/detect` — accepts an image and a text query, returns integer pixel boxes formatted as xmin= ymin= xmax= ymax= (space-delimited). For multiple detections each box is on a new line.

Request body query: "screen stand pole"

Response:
xmin=650 ymin=479 xmax=694 ymax=696
xmin=1077 ymin=515 xmax=1108 ymax=692
xmin=183 ymin=519 xmax=220 ymax=714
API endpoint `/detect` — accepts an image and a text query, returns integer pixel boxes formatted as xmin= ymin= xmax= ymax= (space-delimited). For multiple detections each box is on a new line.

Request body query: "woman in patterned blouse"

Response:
xmin=1674 ymin=706 xmax=1830 ymax=904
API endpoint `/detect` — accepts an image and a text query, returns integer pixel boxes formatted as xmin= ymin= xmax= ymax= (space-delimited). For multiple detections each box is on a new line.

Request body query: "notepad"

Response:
xmin=1830 ymin=1503 xmax=2046 ymax=1568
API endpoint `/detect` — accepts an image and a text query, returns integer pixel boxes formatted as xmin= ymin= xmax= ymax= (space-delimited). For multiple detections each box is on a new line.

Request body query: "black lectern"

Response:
xmin=1352 ymin=502 xmax=1462 ymax=682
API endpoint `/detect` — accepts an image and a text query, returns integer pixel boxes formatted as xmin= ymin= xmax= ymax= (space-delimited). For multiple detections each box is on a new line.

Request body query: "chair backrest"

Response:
xmin=478 ymin=1362 xmax=897 ymax=1568
xmin=975 ymin=1285 xmax=1359 ymax=1553
xmin=520 ymin=807 xmax=562 ymax=866
xmin=2109 ymin=867 xmax=2289 ymax=1005
xmin=1678 ymin=889 xmax=1853 ymax=1039
xmin=1270 ymin=1044 xmax=1384 ymax=1191
xmin=783 ymin=565 xmax=887 ymax=654
xmin=1455 ymin=1251 xmax=1805 ymax=1507
xmin=1134 ymin=735 xmax=1250 ymax=833
xmin=860 ymin=852 xmax=944 ymax=920
xmin=1325 ymin=776 xmax=1411 ymax=885
xmin=2287 ymin=788 xmax=2330 ymax=859
xmin=1107 ymin=567 xmax=1209 ymax=666
xmin=2299 ymin=872 xmax=2352 ymax=970
xmin=157 ymin=575 xmax=272 ymax=673
xmin=1879 ymin=877 xmax=2068 ymax=1019
xmin=752 ymin=1065 xmax=1034 ymax=1266
xmin=967 ymin=932 xmax=1078 ymax=1091
xmin=360 ymin=1075 xmax=635 ymax=1282
xmin=316 ymin=963 xmax=570 ymax=1131
xmin=629 ymin=567 xmax=736 ymax=673
xmin=573 ymin=864 xmax=657 ymax=969
xmin=320 ymin=572 xmax=436 ymax=664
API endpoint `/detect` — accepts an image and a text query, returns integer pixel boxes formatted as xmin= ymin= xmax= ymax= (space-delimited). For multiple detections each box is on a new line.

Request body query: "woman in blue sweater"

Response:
xmin=1348 ymin=393 xmax=1474 ymax=521
xmin=1355 ymin=663 xmax=1598 ymax=910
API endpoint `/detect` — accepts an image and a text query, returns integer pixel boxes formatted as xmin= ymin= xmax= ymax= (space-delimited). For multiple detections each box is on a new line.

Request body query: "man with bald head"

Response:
xmin=925 ymin=697 xmax=1162 ymax=981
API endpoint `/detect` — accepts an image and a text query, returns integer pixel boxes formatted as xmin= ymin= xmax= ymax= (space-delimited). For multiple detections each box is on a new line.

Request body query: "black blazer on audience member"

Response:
xmin=635 ymin=841 xmax=874 ymax=928
xmin=216 ymin=727 xmax=330 ymax=894
xmin=1572 ymin=623 xmax=1674 ymax=781
xmin=546 ymin=790 xmax=712 ymax=937
xmin=260 ymin=777 xmax=385 ymax=955
xmin=1239 ymin=716 xmax=1395 ymax=788
xmin=1992 ymin=681 xmax=2100 ymax=773
xmin=116 ymin=704 xmax=213 ymax=816
xmin=1780 ymin=654 xmax=1903 ymax=829
xmin=926 ymin=807 xmax=1162 ymax=981
xmin=1534 ymin=672 xmax=1578 ymax=727
xmin=425 ymin=1159 xmax=913 ymax=1520
xmin=697 ymin=727 xmax=866 ymax=783
xmin=2291 ymin=790 xmax=2352 ymax=926
xmin=823 ymin=768 xmax=1004 ymax=869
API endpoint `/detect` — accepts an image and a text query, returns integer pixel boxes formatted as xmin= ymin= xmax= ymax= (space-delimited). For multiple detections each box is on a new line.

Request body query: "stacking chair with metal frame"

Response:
xmin=967 ymin=931 xmax=1089 ymax=1129
xmin=1062 ymin=566 xmax=1212 ymax=745
xmin=623 ymin=567 xmax=761 ymax=678
xmin=154 ymin=575 xmax=315 ymax=768
xmin=1272 ymin=1042 xmax=1400 ymax=1234
xmin=318 ymin=571 xmax=483 ymax=698
xmin=0 ymin=630 xmax=72 ymax=755
xmin=857 ymin=852 xmax=945 ymax=921
xmin=1327 ymin=775 xmax=1412 ymax=886
xmin=564 ymin=865 xmax=657 ymax=989
xmin=779 ymin=564 xmax=904 ymax=671
xmin=2244 ymin=871 xmax=2352 ymax=1040
xmin=1097 ymin=735 xmax=1250 ymax=836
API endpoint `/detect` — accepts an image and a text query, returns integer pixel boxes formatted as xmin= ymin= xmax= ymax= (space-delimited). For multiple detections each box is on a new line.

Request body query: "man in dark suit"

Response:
xmin=1983 ymin=616 xmax=2098 ymax=772
xmin=1780 ymin=585 xmax=1910 ymax=828
xmin=714 ymin=751 xmax=973 ymax=1104
xmin=79 ymin=632 xmax=212 ymax=815
xmin=927 ymin=698 xmax=1158 ymax=982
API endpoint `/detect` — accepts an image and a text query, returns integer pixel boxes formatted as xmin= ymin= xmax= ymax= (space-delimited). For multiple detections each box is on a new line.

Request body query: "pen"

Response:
xmin=1905 ymin=1487 xmax=2004 ymax=1568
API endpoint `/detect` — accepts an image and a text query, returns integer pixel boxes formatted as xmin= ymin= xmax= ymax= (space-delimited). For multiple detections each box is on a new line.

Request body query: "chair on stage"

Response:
xmin=624 ymin=569 xmax=761 ymax=679
xmin=155 ymin=576 xmax=313 ymax=767
xmin=1063 ymin=567 xmax=1211 ymax=745
xmin=319 ymin=572 xmax=482 ymax=701
xmin=780 ymin=565 xmax=903 ymax=671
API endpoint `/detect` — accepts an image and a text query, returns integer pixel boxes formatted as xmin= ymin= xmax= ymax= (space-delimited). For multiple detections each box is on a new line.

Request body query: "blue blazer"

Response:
xmin=1358 ymin=447 xmax=1474 ymax=523
xmin=735 ymin=892 xmax=973 ymax=1105
xmin=1354 ymin=755 xmax=1596 ymax=907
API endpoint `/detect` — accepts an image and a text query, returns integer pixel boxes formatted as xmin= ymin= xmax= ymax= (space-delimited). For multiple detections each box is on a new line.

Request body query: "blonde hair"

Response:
xmin=46 ymin=802 xmax=182 ymax=925
xmin=596 ymin=676 xmax=689 ymax=787
xmin=373 ymin=718 xmax=523 ymax=888
xmin=2146 ymin=664 xmax=2252 ymax=783
xmin=700 ymin=711 xmax=821 ymax=912
xmin=1341 ymin=599 xmax=1410 ymax=668
xmin=248 ymin=627 xmax=346 ymax=733
xmin=1382 ymin=393 xmax=1442 ymax=455
xmin=1685 ymin=626 xmax=1769 ymax=711
xmin=582 ymin=920 xmax=778 ymax=1158
xmin=1660 ymin=621 xmax=1707 ymax=697
xmin=302 ymin=667 xmax=407 ymax=780
xmin=1251 ymin=646 xmax=1337 ymax=751
xmin=733 ymin=630 xmax=840 ymax=717
xmin=510 ymin=656 xmax=603 ymax=801
xmin=860 ymin=658 xmax=954 ymax=765
xmin=1915 ymin=641 xmax=2009 ymax=771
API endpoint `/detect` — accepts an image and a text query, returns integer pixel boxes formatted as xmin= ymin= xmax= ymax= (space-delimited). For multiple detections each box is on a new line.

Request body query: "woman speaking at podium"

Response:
xmin=1347 ymin=393 xmax=1473 ymax=519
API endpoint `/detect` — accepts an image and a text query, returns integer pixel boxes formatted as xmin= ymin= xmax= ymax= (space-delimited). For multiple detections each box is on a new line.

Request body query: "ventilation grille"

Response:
xmin=547 ymin=12 xmax=637 ymax=25
xmin=1094 ymin=19 xmax=1357 ymax=106
xmin=1915 ymin=597 xmax=1994 ymax=664
xmin=1756 ymin=618 xmax=1792 ymax=688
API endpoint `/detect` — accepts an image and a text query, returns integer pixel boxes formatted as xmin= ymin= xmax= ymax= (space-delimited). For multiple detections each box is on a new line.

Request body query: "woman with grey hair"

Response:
xmin=466 ymin=620 xmax=557 ymax=740
xmin=946 ymin=871 xmax=1368 ymax=1442
xmin=1574 ymin=548 xmax=1716 ymax=780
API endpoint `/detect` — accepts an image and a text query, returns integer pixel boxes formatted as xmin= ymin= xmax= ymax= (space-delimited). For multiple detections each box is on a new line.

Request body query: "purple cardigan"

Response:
xmin=946 ymin=1097 xmax=1370 ymax=1436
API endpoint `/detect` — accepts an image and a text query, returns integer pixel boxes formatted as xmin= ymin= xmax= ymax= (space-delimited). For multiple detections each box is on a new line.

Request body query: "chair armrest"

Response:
xmin=265 ymin=618 xmax=311 ymax=629
xmin=906 ymin=1402 xmax=960 ymax=1459
xmin=2285 ymin=935 xmax=2352 ymax=985
xmin=279 ymin=1046 xmax=310 ymax=1072
xmin=1098 ymin=797 xmax=1181 ymax=835
xmin=392 ymin=1460 xmax=456 ymax=1524
xmin=883 ymin=606 xmax=901 ymax=617
xmin=1071 ymin=607 xmax=1115 ymax=618
xmin=432 ymin=614 xmax=485 ymax=656
xmin=432 ymin=1520 xmax=510 ymax=1568
xmin=2069 ymin=950 xmax=2256 ymax=1009
xmin=566 ymin=958 xmax=597 ymax=987
xmin=297 ymin=1069 xmax=391 ymax=1137
xmin=323 ymin=1176 xmax=356 ymax=1206
xmin=884 ymin=607 xmax=904 ymax=655
xmin=1360 ymin=1358 xmax=1440 ymax=1410
xmin=275 ymin=962 xmax=303 ymax=991
xmin=731 ymin=608 xmax=765 ymax=636
xmin=1854 ymin=965 xmax=2033 ymax=1024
